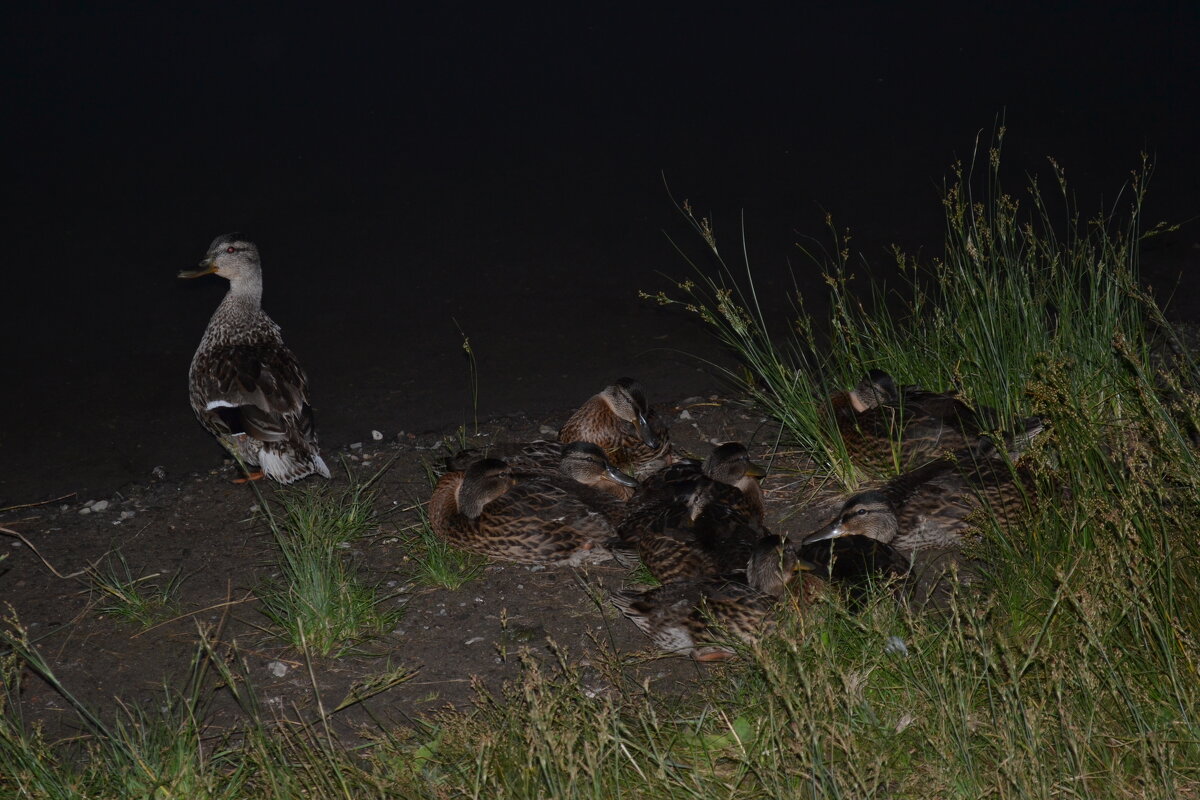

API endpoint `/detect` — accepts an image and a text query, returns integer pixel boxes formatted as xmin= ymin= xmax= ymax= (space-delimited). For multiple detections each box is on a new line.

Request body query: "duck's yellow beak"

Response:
xmin=178 ymin=258 xmax=217 ymax=279
xmin=745 ymin=459 xmax=767 ymax=478
xmin=793 ymin=557 xmax=817 ymax=574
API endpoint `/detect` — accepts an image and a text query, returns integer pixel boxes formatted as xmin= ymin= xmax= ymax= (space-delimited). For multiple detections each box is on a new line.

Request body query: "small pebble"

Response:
xmin=349 ymin=442 xmax=363 ymax=450
xmin=151 ymin=465 xmax=167 ymax=480
xmin=91 ymin=500 xmax=109 ymax=512
xmin=79 ymin=507 xmax=91 ymax=515
xmin=371 ymin=430 xmax=384 ymax=441
xmin=464 ymin=636 xmax=485 ymax=645
xmin=266 ymin=661 xmax=289 ymax=678
xmin=679 ymin=409 xmax=693 ymax=420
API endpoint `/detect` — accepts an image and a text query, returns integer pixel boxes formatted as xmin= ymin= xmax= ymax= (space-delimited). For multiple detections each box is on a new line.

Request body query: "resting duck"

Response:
xmin=830 ymin=370 xmax=1043 ymax=474
xmin=558 ymin=378 xmax=672 ymax=478
xmin=612 ymin=535 xmax=813 ymax=661
xmin=428 ymin=457 xmax=625 ymax=566
xmin=445 ymin=441 xmax=639 ymax=502
xmin=180 ymin=233 xmax=329 ymax=484
xmin=619 ymin=442 xmax=766 ymax=542
xmin=802 ymin=446 xmax=1035 ymax=555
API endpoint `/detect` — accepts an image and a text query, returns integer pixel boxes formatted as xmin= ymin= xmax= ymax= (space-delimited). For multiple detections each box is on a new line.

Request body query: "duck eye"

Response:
xmin=857 ymin=508 xmax=868 ymax=516
xmin=226 ymin=246 xmax=236 ymax=254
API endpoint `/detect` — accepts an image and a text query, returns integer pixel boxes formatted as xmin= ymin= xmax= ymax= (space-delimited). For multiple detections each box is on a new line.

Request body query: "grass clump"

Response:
xmin=256 ymin=470 xmax=403 ymax=658
xmin=397 ymin=505 xmax=486 ymax=590
xmin=87 ymin=551 xmax=182 ymax=628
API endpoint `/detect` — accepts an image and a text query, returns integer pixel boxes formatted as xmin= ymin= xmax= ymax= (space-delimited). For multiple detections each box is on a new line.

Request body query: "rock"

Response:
xmin=371 ymin=429 xmax=384 ymax=441
xmin=266 ymin=661 xmax=289 ymax=678
xmin=151 ymin=465 xmax=167 ymax=480
xmin=90 ymin=500 xmax=109 ymax=513
xmin=679 ymin=409 xmax=693 ymax=420
xmin=349 ymin=442 xmax=363 ymax=450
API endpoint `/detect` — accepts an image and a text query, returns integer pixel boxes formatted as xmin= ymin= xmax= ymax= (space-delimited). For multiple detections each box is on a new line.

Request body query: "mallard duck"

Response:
xmin=447 ymin=441 xmax=639 ymax=501
xmin=612 ymin=535 xmax=813 ymax=661
xmin=618 ymin=442 xmax=766 ymax=542
xmin=180 ymin=234 xmax=329 ymax=484
xmin=428 ymin=457 xmax=625 ymax=566
xmin=558 ymin=378 xmax=672 ymax=478
xmin=830 ymin=370 xmax=1043 ymax=474
xmin=801 ymin=447 xmax=1034 ymax=555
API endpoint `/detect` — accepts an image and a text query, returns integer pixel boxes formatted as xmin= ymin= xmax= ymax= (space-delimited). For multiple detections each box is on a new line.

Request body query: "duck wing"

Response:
xmin=193 ymin=342 xmax=312 ymax=443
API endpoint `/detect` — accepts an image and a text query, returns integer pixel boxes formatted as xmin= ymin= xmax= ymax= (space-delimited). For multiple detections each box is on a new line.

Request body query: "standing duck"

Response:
xmin=612 ymin=535 xmax=813 ymax=661
xmin=558 ymin=378 xmax=672 ymax=478
xmin=180 ymin=234 xmax=329 ymax=484
xmin=429 ymin=456 xmax=626 ymax=566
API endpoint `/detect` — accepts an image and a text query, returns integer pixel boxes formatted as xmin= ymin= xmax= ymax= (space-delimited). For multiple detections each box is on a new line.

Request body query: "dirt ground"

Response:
xmin=1 ymin=390 xmax=836 ymax=743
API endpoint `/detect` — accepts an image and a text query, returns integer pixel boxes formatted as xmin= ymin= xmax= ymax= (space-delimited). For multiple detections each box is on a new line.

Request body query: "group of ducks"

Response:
xmin=428 ymin=372 xmax=1041 ymax=660
xmin=182 ymin=233 xmax=1043 ymax=661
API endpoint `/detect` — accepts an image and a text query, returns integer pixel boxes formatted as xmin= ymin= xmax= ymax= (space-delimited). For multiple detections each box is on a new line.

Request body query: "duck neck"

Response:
xmin=225 ymin=272 xmax=264 ymax=306
xmin=734 ymin=476 xmax=765 ymax=521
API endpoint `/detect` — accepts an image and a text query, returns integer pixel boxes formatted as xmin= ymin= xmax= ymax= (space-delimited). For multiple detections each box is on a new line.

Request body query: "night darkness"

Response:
xmin=3 ymin=3 xmax=1198 ymax=504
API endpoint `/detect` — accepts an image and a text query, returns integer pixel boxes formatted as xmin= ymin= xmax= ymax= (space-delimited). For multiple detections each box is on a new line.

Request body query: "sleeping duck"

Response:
xmin=429 ymin=456 xmax=626 ymax=567
xmin=558 ymin=378 xmax=672 ymax=478
xmin=830 ymin=370 xmax=1043 ymax=474
xmin=180 ymin=233 xmax=329 ymax=484
xmin=612 ymin=535 xmax=813 ymax=661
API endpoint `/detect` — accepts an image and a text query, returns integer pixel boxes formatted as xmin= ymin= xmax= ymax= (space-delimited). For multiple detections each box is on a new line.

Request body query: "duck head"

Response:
xmin=559 ymin=442 xmax=639 ymax=492
xmin=747 ymin=535 xmax=815 ymax=597
xmin=703 ymin=442 xmax=766 ymax=484
xmin=457 ymin=458 xmax=518 ymax=518
xmin=848 ymin=370 xmax=898 ymax=413
xmin=602 ymin=378 xmax=660 ymax=449
xmin=803 ymin=490 xmax=900 ymax=545
xmin=180 ymin=233 xmax=262 ymax=288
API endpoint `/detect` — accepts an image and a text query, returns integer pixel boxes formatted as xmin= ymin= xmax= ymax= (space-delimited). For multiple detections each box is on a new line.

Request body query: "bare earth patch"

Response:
xmin=2 ymin=394 xmax=818 ymax=743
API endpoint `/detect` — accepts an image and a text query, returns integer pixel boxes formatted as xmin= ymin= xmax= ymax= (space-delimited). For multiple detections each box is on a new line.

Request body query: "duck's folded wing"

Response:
xmin=196 ymin=344 xmax=310 ymax=441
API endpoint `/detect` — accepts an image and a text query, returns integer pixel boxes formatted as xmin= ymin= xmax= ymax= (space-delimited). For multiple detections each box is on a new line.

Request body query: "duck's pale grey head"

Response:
xmin=457 ymin=458 xmax=517 ymax=518
xmin=602 ymin=377 xmax=660 ymax=448
xmin=803 ymin=490 xmax=899 ymax=545
xmin=703 ymin=442 xmax=766 ymax=484
xmin=559 ymin=442 xmax=639 ymax=490
xmin=180 ymin=234 xmax=262 ymax=289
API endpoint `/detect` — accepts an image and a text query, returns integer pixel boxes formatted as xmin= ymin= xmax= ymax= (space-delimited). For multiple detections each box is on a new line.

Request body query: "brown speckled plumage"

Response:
xmin=831 ymin=370 xmax=1043 ymax=474
xmin=183 ymin=234 xmax=328 ymax=484
xmin=558 ymin=378 xmax=672 ymax=478
xmin=612 ymin=536 xmax=809 ymax=661
xmin=428 ymin=458 xmax=623 ymax=566
xmin=803 ymin=447 xmax=1036 ymax=554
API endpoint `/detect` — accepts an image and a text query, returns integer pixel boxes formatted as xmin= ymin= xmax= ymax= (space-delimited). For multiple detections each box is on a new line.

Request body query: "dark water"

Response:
xmin=3 ymin=4 xmax=1198 ymax=504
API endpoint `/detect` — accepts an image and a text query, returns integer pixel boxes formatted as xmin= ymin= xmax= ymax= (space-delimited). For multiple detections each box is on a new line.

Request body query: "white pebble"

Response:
xmin=91 ymin=500 xmax=109 ymax=512
xmin=371 ymin=430 xmax=384 ymax=441
xmin=679 ymin=409 xmax=693 ymax=420
xmin=79 ymin=507 xmax=91 ymax=515
xmin=464 ymin=636 xmax=485 ymax=645
xmin=266 ymin=661 xmax=289 ymax=677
